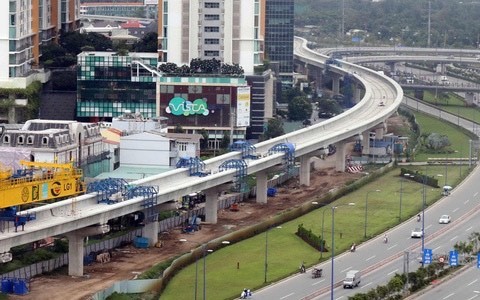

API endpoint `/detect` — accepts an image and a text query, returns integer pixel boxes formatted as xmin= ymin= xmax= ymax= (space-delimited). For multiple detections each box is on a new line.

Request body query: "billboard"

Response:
xmin=236 ymin=86 xmax=251 ymax=127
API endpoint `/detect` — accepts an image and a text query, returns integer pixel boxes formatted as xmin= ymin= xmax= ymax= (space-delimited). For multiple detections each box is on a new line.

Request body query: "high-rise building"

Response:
xmin=0 ymin=0 xmax=81 ymax=89
xmin=157 ymin=0 xmax=265 ymax=75
xmin=265 ymin=0 xmax=294 ymax=87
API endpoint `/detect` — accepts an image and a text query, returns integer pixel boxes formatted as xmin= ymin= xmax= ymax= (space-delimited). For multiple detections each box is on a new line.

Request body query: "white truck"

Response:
xmin=343 ymin=270 xmax=361 ymax=288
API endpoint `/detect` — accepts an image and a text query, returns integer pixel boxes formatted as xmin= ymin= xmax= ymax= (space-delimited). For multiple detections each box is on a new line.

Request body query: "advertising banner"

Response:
xmin=236 ymin=86 xmax=251 ymax=127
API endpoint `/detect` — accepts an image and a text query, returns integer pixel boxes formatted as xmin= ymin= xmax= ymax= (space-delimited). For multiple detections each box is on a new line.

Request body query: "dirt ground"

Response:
xmin=7 ymin=116 xmax=406 ymax=300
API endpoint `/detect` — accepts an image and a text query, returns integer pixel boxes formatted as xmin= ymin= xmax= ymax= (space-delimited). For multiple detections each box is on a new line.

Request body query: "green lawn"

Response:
xmin=160 ymin=165 xmax=467 ymax=300
xmin=412 ymin=111 xmax=474 ymax=161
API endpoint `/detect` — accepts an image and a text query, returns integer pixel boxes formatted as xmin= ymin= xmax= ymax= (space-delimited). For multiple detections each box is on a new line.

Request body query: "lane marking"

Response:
xmin=467 ymin=226 xmax=473 ymax=231
xmin=388 ymin=244 xmax=397 ymax=250
xmin=450 ymin=235 xmax=458 ymax=242
xmin=467 ymin=279 xmax=478 ymax=286
xmin=474 ymin=291 xmax=480 ymax=294
xmin=425 ymin=225 xmax=432 ymax=230
xmin=474 ymin=192 xmax=478 ymax=197
xmin=280 ymin=293 xmax=294 ymax=299
xmin=453 ymin=208 xmax=459 ymax=213
xmin=360 ymin=282 xmax=372 ymax=289
xmin=443 ymin=293 xmax=455 ymax=299
xmin=312 ymin=279 xmax=325 ymax=286
xmin=341 ymin=267 xmax=352 ymax=273
xmin=366 ymin=255 xmax=376 ymax=261
xmin=464 ymin=199 xmax=470 ymax=204
xmin=334 ymin=296 xmax=344 ymax=300
xmin=466 ymin=295 xmax=478 ymax=300
xmin=388 ymin=269 xmax=399 ymax=276
xmin=433 ymin=246 xmax=441 ymax=252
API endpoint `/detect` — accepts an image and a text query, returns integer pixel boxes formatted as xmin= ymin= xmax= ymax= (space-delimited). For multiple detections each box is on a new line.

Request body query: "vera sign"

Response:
xmin=166 ymin=97 xmax=210 ymax=116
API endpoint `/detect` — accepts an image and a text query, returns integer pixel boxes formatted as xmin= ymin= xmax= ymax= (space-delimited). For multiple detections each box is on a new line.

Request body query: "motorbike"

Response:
xmin=240 ymin=289 xmax=252 ymax=299
xmin=299 ymin=264 xmax=306 ymax=273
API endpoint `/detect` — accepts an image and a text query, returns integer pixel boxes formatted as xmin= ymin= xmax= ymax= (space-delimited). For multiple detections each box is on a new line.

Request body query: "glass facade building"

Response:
xmin=76 ymin=52 xmax=158 ymax=121
xmin=265 ymin=0 xmax=294 ymax=87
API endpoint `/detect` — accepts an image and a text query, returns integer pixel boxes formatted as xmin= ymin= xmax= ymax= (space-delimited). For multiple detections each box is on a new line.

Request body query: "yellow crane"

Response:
xmin=0 ymin=160 xmax=85 ymax=209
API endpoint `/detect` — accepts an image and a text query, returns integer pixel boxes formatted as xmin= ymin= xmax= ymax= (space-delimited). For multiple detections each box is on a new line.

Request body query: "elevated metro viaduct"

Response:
xmin=0 ymin=37 xmax=403 ymax=276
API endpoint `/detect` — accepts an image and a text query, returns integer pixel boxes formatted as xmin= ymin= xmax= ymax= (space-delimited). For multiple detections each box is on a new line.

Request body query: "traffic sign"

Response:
xmin=449 ymin=250 xmax=458 ymax=267
xmin=423 ymin=248 xmax=433 ymax=265
xmin=477 ymin=253 xmax=480 ymax=269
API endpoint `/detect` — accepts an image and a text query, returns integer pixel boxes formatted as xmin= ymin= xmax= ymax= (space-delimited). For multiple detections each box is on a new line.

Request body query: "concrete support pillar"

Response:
xmin=204 ymin=188 xmax=219 ymax=224
xmin=299 ymin=155 xmax=312 ymax=186
xmin=143 ymin=221 xmax=159 ymax=246
xmin=256 ymin=170 xmax=268 ymax=204
xmin=353 ymin=84 xmax=362 ymax=103
xmin=66 ymin=224 xmax=110 ymax=276
xmin=465 ymin=92 xmax=475 ymax=105
xmin=335 ymin=141 xmax=347 ymax=172
xmin=375 ymin=126 xmax=385 ymax=140
xmin=332 ymin=75 xmax=341 ymax=95
xmin=387 ymin=62 xmax=396 ymax=75
xmin=362 ymin=131 xmax=370 ymax=155
xmin=67 ymin=233 xmax=84 ymax=277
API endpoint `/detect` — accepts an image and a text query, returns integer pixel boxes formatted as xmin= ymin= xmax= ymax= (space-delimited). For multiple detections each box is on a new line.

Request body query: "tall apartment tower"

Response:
xmin=157 ymin=0 xmax=266 ymax=75
xmin=265 ymin=0 xmax=294 ymax=86
xmin=0 ymin=0 xmax=80 ymax=88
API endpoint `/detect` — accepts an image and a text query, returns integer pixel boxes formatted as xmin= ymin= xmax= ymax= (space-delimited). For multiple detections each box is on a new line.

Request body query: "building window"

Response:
xmin=205 ymin=14 xmax=219 ymax=20
xmin=17 ymin=135 xmax=24 ymax=144
xmin=3 ymin=135 xmax=10 ymax=144
xmin=205 ymin=38 xmax=219 ymax=44
xmin=205 ymin=27 xmax=219 ymax=33
xmin=27 ymin=135 xmax=34 ymax=144
xmin=177 ymin=142 xmax=187 ymax=151
xmin=204 ymin=51 xmax=219 ymax=57
xmin=205 ymin=2 xmax=220 ymax=8
xmin=42 ymin=137 xmax=49 ymax=145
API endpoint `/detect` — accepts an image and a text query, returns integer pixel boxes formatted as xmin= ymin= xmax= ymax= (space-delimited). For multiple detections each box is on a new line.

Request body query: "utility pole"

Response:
xmin=427 ymin=1 xmax=431 ymax=47
xmin=340 ymin=0 xmax=345 ymax=38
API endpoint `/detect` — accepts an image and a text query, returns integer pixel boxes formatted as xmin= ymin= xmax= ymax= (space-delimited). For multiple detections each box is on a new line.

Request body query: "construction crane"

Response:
xmin=0 ymin=160 xmax=85 ymax=209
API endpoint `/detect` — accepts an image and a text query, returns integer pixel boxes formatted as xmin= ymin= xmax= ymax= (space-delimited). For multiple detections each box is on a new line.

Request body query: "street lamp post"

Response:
xmin=264 ymin=226 xmax=282 ymax=283
xmin=364 ymin=190 xmax=380 ymax=238
xmin=328 ymin=203 xmax=355 ymax=300
xmin=399 ymin=174 xmax=410 ymax=222
xmin=179 ymin=239 xmax=230 ymax=300
xmin=421 ymin=166 xmax=428 ymax=266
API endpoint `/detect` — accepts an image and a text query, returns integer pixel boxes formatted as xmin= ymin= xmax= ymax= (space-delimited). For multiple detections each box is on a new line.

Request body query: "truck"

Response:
xmin=343 ymin=270 xmax=361 ymax=288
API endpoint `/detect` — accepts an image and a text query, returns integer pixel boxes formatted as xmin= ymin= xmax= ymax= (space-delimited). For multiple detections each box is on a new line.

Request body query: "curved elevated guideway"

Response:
xmin=0 ymin=37 xmax=403 ymax=276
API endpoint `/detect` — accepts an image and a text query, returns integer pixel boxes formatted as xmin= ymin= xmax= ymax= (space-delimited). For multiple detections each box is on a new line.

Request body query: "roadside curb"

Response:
xmin=403 ymin=261 xmax=476 ymax=299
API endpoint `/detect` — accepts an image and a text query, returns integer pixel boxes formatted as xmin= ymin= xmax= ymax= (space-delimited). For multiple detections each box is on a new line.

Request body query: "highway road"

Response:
xmin=414 ymin=264 xmax=480 ymax=300
xmin=254 ymin=160 xmax=480 ymax=299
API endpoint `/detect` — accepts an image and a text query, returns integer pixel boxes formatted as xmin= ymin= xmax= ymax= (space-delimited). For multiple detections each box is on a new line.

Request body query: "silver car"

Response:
xmin=439 ymin=215 xmax=451 ymax=224
xmin=411 ymin=227 xmax=423 ymax=238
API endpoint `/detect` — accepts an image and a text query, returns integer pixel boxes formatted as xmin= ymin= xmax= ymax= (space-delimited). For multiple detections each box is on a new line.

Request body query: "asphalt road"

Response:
xmin=254 ymin=163 xmax=480 ymax=300
xmin=414 ymin=264 xmax=480 ymax=300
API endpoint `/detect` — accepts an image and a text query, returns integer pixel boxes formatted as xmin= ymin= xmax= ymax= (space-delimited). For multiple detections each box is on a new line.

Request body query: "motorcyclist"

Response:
xmin=417 ymin=214 xmax=421 ymax=222
xmin=299 ymin=262 xmax=306 ymax=273
xmin=383 ymin=234 xmax=388 ymax=244
xmin=350 ymin=243 xmax=356 ymax=252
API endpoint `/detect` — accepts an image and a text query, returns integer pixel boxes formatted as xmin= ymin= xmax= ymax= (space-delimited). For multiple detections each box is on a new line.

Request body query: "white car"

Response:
xmin=439 ymin=215 xmax=451 ymax=224
xmin=411 ymin=228 xmax=423 ymax=238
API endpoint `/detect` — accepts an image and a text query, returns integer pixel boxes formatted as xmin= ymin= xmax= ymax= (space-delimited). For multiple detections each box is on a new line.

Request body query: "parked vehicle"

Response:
xmin=343 ymin=270 xmax=361 ymax=288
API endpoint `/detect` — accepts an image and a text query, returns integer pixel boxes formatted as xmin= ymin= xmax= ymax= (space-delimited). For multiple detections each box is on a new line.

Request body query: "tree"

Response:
xmin=174 ymin=124 xmax=185 ymax=133
xmin=425 ymin=133 xmax=451 ymax=150
xmin=287 ymin=96 xmax=312 ymax=121
xmin=197 ymin=128 xmax=209 ymax=150
xmin=263 ymin=118 xmax=285 ymax=140
xmin=133 ymin=32 xmax=158 ymax=52
xmin=318 ymin=98 xmax=343 ymax=118
xmin=220 ymin=131 xmax=230 ymax=149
